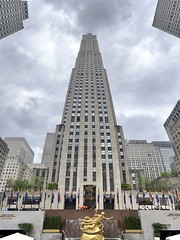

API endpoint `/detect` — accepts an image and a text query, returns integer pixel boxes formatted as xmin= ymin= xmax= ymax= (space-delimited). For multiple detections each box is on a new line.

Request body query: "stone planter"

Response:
xmin=124 ymin=229 xmax=142 ymax=233
xmin=42 ymin=229 xmax=60 ymax=233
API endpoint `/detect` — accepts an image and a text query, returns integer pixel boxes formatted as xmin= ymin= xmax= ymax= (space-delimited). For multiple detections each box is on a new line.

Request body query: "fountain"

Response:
xmin=61 ymin=210 xmax=123 ymax=240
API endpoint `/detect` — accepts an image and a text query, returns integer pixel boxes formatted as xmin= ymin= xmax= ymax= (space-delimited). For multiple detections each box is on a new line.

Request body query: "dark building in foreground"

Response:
xmin=153 ymin=0 xmax=180 ymax=38
xmin=43 ymin=33 xmax=130 ymax=209
xmin=164 ymin=100 xmax=180 ymax=175
xmin=0 ymin=0 xmax=28 ymax=39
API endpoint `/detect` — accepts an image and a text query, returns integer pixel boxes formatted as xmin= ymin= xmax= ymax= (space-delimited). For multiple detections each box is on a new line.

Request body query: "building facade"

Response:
xmin=0 ymin=138 xmax=9 ymax=179
xmin=126 ymin=140 xmax=165 ymax=181
xmin=164 ymin=100 xmax=180 ymax=175
xmin=0 ymin=137 xmax=34 ymax=191
xmin=46 ymin=33 xmax=129 ymax=209
xmin=0 ymin=0 xmax=28 ymax=39
xmin=153 ymin=0 xmax=180 ymax=38
xmin=4 ymin=137 xmax=34 ymax=164
xmin=152 ymin=141 xmax=175 ymax=172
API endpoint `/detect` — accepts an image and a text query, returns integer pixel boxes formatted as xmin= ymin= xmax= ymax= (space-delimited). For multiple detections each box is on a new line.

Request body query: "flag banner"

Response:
xmin=149 ymin=192 xmax=153 ymax=203
xmin=77 ymin=189 xmax=80 ymax=203
xmin=117 ymin=191 xmax=119 ymax=204
xmin=155 ymin=192 xmax=159 ymax=204
xmin=162 ymin=190 xmax=165 ymax=199
xmin=83 ymin=191 xmax=85 ymax=204
xmin=16 ymin=191 xmax=19 ymax=202
xmin=136 ymin=192 xmax=139 ymax=204
xmin=69 ymin=192 xmax=73 ymax=202
xmin=2 ymin=191 xmax=6 ymax=202
xmin=58 ymin=191 xmax=61 ymax=203
xmin=103 ymin=192 xmax=106 ymax=202
xmin=25 ymin=191 xmax=28 ymax=203
xmin=175 ymin=188 xmax=179 ymax=202
xmin=109 ymin=193 xmax=112 ymax=205
xmin=39 ymin=191 xmax=42 ymax=203
xmin=129 ymin=192 xmax=132 ymax=205
xmin=31 ymin=190 xmax=34 ymax=205
xmin=44 ymin=191 xmax=47 ymax=200
xmin=143 ymin=191 xmax=146 ymax=198
xmin=51 ymin=192 xmax=54 ymax=204
xmin=97 ymin=189 xmax=100 ymax=204
xmin=168 ymin=191 xmax=173 ymax=204
xmin=123 ymin=192 xmax=126 ymax=204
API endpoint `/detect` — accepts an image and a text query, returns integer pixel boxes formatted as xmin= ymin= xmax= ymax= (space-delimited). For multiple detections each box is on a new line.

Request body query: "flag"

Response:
xmin=123 ymin=192 xmax=126 ymax=204
xmin=51 ymin=191 xmax=54 ymax=204
xmin=25 ymin=191 xmax=28 ymax=203
xmin=10 ymin=190 xmax=13 ymax=205
xmin=162 ymin=190 xmax=165 ymax=200
xmin=129 ymin=192 xmax=132 ymax=205
xmin=97 ymin=189 xmax=100 ymax=204
xmin=103 ymin=192 xmax=106 ymax=202
xmin=39 ymin=191 xmax=42 ymax=203
xmin=143 ymin=191 xmax=146 ymax=198
xmin=44 ymin=191 xmax=47 ymax=200
xmin=175 ymin=188 xmax=179 ymax=201
xmin=155 ymin=192 xmax=159 ymax=204
xmin=168 ymin=191 xmax=173 ymax=204
xmin=64 ymin=192 xmax=66 ymax=201
xmin=109 ymin=193 xmax=112 ymax=205
xmin=31 ymin=190 xmax=34 ymax=204
xmin=117 ymin=191 xmax=119 ymax=205
xmin=2 ymin=191 xmax=6 ymax=202
xmin=136 ymin=192 xmax=139 ymax=204
xmin=83 ymin=191 xmax=85 ymax=204
xmin=77 ymin=189 xmax=80 ymax=205
xmin=69 ymin=191 xmax=73 ymax=203
xmin=16 ymin=191 xmax=19 ymax=202
xmin=149 ymin=191 xmax=153 ymax=202
xmin=58 ymin=191 xmax=61 ymax=203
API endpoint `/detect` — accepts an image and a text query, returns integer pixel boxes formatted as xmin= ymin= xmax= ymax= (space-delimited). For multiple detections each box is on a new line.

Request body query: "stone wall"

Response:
xmin=0 ymin=211 xmax=45 ymax=240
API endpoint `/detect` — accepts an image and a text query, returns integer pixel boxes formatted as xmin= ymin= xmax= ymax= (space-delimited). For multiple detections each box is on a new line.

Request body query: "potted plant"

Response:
xmin=18 ymin=223 xmax=33 ymax=235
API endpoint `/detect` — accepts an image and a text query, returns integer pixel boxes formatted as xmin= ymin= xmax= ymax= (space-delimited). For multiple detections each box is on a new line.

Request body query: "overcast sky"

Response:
xmin=0 ymin=0 xmax=180 ymax=163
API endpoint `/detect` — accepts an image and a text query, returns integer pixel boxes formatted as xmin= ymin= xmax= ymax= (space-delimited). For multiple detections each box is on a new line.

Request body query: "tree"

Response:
xmin=19 ymin=223 xmax=33 ymax=235
xmin=152 ymin=223 xmax=167 ymax=237
xmin=5 ymin=178 xmax=14 ymax=190
xmin=121 ymin=183 xmax=132 ymax=191
xmin=47 ymin=182 xmax=58 ymax=190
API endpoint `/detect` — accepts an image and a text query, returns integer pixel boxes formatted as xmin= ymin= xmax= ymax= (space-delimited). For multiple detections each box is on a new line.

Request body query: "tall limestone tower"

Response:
xmin=44 ymin=33 xmax=129 ymax=209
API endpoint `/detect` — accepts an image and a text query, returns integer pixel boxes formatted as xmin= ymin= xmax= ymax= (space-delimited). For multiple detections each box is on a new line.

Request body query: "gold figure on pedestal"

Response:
xmin=79 ymin=210 xmax=113 ymax=240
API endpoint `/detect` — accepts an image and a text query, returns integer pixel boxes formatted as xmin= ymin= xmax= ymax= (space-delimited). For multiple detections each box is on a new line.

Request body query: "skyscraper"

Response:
xmin=164 ymin=100 xmax=180 ymax=175
xmin=0 ymin=0 xmax=28 ymax=40
xmin=152 ymin=0 xmax=180 ymax=38
xmin=46 ymin=33 xmax=129 ymax=209
xmin=126 ymin=140 xmax=165 ymax=181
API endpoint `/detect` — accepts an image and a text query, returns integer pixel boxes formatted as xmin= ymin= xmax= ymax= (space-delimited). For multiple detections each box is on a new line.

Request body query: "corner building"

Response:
xmin=153 ymin=0 xmax=180 ymax=38
xmin=48 ymin=34 xmax=129 ymax=209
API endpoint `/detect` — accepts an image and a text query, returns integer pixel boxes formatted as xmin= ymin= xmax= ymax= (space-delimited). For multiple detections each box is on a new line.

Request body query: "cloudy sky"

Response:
xmin=0 ymin=0 xmax=180 ymax=163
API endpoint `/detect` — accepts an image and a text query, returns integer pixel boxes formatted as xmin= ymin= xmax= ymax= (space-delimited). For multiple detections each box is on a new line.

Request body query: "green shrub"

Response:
xmin=43 ymin=215 xmax=61 ymax=229
xmin=18 ymin=223 xmax=33 ymax=234
xmin=124 ymin=216 xmax=141 ymax=230
xmin=152 ymin=222 xmax=167 ymax=237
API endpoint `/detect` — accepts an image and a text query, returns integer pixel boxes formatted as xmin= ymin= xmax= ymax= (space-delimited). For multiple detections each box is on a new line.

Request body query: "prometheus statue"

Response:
xmin=79 ymin=209 xmax=113 ymax=240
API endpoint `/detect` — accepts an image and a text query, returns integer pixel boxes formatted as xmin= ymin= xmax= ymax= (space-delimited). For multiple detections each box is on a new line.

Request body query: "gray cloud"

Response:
xmin=0 ymin=0 xmax=179 ymax=162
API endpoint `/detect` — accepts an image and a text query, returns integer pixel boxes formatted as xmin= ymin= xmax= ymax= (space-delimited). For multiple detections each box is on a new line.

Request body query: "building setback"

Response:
xmin=0 ymin=0 xmax=28 ymax=40
xmin=153 ymin=0 xmax=180 ymax=38
xmin=164 ymin=100 xmax=180 ymax=175
xmin=152 ymin=141 xmax=175 ymax=172
xmin=0 ymin=138 xmax=9 ymax=179
xmin=0 ymin=137 xmax=34 ymax=191
xmin=46 ymin=33 xmax=129 ymax=210
xmin=126 ymin=140 xmax=165 ymax=181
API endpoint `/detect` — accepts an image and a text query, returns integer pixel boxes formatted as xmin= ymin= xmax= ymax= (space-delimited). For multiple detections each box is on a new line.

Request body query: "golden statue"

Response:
xmin=79 ymin=209 xmax=113 ymax=240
